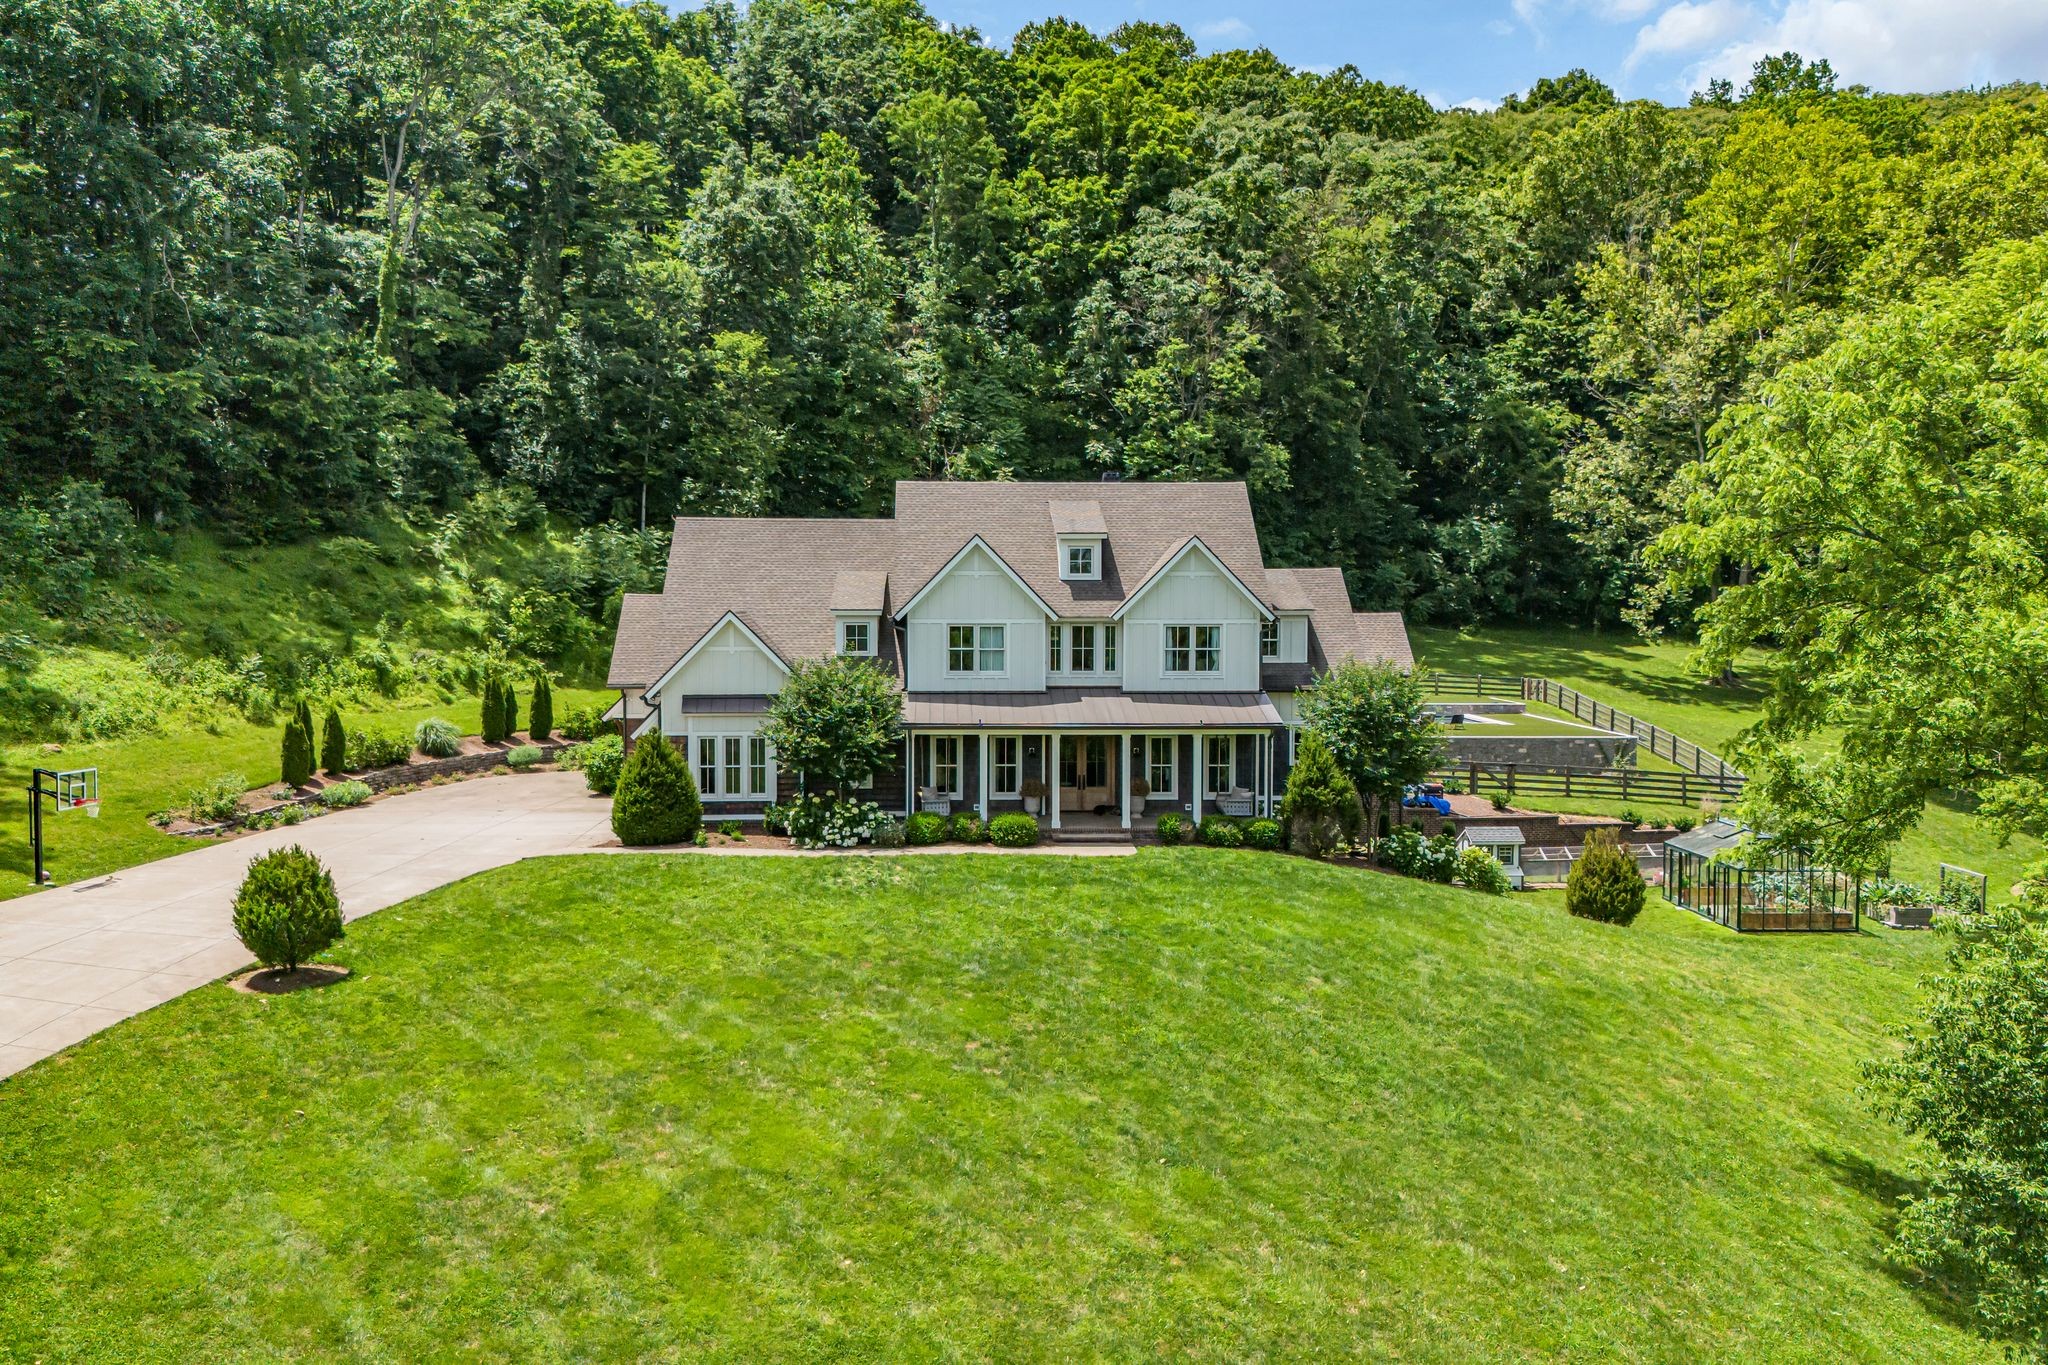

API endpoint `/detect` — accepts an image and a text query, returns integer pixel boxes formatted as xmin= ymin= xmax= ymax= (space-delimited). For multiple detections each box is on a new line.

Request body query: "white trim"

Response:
xmin=1161 ymin=623 xmax=1225 ymax=677
xmin=691 ymin=730 xmax=777 ymax=802
xmin=1112 ymin=537 xmax=1273 ymax=622
xmin=895 ymin=536 xmax=1057 ymax=621
xmin=1059 ymin=537 xmax=1102 ymax=581
xmin=1145 ymin=735 xmax=1179 ymax=800
xmin=645 ymin=611 xmax=790 ymax=700
xmin=838 ymin=618 xmax=875 ymax=657
xmin=989 ymin=735 xmax=1023 ymax=798
xmin=943 ymin=622 xmax=1010 ymax=679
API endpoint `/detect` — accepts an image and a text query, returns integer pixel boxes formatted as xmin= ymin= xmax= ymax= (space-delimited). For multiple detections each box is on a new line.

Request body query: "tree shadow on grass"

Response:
xmin=1812 ymin=1146 xmax=1981 ymax=1336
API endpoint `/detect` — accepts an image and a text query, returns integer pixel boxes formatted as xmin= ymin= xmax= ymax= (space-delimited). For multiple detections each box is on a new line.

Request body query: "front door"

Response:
xmin=1059 ymin=736 xmax=1112 ymax=813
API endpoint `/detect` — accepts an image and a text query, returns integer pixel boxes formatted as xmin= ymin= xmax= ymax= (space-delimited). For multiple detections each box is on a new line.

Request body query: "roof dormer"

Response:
xmin=1049 ymin=499 xmax=1106 ymax=581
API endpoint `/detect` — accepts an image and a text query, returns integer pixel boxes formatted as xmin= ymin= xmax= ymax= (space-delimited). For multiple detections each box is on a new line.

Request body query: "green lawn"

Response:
xmin=1 ymin=688 xmax=612 ymax=897
xmin=0 ymin=852 xmax=1986 ymax=1362
xmin=1415 ymin=625 xmax=2040 ymax=891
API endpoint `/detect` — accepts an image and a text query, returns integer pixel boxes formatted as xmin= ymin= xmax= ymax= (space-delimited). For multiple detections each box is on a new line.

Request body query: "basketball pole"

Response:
xmin=28 ymin=767 xmax=49 ymax=886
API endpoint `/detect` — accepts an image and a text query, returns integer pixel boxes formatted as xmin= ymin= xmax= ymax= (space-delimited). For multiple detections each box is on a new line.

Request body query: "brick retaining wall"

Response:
xmin=1440 ymin=733 xmax=1639 ymax=768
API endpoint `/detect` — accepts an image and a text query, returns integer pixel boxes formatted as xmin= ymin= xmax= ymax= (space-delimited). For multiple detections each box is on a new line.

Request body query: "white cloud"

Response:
xmin=1637 ymin=0 xmax=2048 ymax=94
xmin=1456 ymin=96 xmax=1505 ymax=111
xmin=1195 ymin=17 xmax=1253 ymax=43
xmin=1625 ymin=0 xmax=1755 ymax=70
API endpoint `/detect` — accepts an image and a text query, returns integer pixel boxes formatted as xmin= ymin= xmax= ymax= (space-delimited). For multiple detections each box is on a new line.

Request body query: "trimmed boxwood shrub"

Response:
xmin=1566 ymin=828 xmax=1647 ymax=925
xmin=612 ymin=737 xmax=702 ymax=846
xmin=1153 ymin=811 xmax=1187 ymax=845
xmin=318 ymin=780 xmax=372 ymax=809
xmin=988 ymin=812 xmax=1040 ymax=847
xmin=232 ymin=845 xmax=344 ymax=971
xmin=1198 ymin=814 xmax=1244 ymax=848
xmin=321 ymin=706 xmax=347 ymax=775
xmin=1243 ymin=817 xmax=1283 ymax=850
xmin=346 ymin=728 xmax=410 ymax=769
xmin=414 ymin=717 xmax=461 ymax=758
xmin=505 ymin=744 xmax=543 ymax=771
xmin=946 ymin=812 xmax=985 ymax=843
xmin=905 ymin=811 xmax=946 ymax=846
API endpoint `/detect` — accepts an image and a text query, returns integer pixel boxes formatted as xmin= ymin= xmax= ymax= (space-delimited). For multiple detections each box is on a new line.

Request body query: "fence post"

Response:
xmin=1468 ymin=760 xmax=1479 ymax=794
xmin=1505 ymin=763 xmax=1517 ymax=799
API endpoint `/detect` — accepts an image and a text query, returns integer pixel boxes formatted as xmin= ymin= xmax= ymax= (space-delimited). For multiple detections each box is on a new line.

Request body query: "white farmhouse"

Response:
xmin=604 ymin=481 xmax=1412 ymax=834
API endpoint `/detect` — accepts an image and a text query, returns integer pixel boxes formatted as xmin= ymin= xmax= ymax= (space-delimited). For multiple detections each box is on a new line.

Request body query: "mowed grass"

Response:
xmin=0 ymin=852 xmax=1985 ymax=1362
xmin=1414 ymin=625 xmax=2041 ymax=890
xmin=0 ymin=688 xmax=612 ymax=897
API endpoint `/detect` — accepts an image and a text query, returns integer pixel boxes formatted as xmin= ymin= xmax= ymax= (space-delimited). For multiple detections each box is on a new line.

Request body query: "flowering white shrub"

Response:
xmin=775 ymin=794 xmax=892 ymax=848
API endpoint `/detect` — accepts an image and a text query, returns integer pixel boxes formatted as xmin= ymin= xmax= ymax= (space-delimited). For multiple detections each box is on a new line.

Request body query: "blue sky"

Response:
xmin=915 ymin=0 xmax=2048 ymax=109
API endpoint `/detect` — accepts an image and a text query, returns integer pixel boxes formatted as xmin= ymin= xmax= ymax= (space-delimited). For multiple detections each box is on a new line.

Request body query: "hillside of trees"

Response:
xmin=4 ymin=0 xmax=2046 ymax=630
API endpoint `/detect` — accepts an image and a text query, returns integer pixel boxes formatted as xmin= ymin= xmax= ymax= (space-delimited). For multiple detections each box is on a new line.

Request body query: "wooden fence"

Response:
xmin=1434 ymin=760 xmax=1746 ymax=806
xmin=1518 ymin=678 xmax=1746 ymax=784
xmin=1420 ymin=672 xmax=1526 ymax=699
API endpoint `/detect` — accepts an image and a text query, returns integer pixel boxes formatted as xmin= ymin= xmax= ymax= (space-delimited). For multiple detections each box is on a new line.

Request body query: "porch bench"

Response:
xmin=1216 ymin=789 xmax=1256 ymax=818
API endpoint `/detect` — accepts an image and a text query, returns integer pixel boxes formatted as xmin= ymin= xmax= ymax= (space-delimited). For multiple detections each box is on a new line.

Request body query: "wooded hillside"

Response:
xmin=4 ymin=0 xmax=2045 ymax=623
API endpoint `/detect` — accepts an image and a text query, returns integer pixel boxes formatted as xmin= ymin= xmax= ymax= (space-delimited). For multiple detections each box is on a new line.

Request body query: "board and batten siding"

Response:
xmin=1120 ymin=556 xmax=1263 ymax=693
xmin=655 ymin=618 xmax=787 ymax=731
xmin=901 ymin=544 xmax=1050 ymax=692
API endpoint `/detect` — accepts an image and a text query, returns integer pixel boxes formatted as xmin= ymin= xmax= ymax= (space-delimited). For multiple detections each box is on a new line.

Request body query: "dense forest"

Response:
xmin=4 ymin=0 xmax=2046 ymax=627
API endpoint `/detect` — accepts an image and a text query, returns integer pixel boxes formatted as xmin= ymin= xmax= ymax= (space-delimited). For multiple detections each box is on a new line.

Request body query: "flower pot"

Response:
xmin=1023 ymin=796 xmax=1041 ymax=815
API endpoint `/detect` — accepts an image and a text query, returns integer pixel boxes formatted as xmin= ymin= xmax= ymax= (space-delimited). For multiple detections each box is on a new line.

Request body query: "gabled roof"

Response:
xmin=1260 ymin=567 xmax=1415 ymax=690
xmin=644 ymin=611 xmax=790 ymax=699
xmin=892 ymin=535 xmax=1058 ymax=621
xmin=892 ymin=480 xmax=1271 ymax=617
xmin=1111 ymin=536 xmax=1273 ymax=621
xmin=1048 ymin=499 xmax=1107 ymax=535
xmin=606 ymin=517 xmax=898 ymax=688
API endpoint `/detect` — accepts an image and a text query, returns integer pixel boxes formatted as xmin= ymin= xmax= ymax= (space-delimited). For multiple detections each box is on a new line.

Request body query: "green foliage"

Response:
xmin=1868 ymin=890 xmax=2048 ymax=1356
xmin=231 ymin=845 xmax=344 ymax=972
xmin=279 ymin=717 xmax=313 ymax=789
xmin=320 ymin=707 xmax=347 ymax=775
xmin=1455 ymin=846 xmax=1514 ymax=896
xmin=1243 ymin=818 xmax=1283 ymax=851
xmin=505 ymin=745 xmax=543 ymax=771
xmin=1153 ymin=811 xmax=1187 ymax=846
xmin=946 ymin=812 xmax=985 ymax=844
xmin=612 ymin=739 xmax=702 ymax=846
xmin=988 ymin=812 xmax=1040 ymax=847
xmin=559 ymin=705 xmax=605 ymax=742
xmin=1378 ymin=826 xmax=1459 ymax=883
xmin=570 ymin=733 xmax=626 ymax=795
xmin=480 ymin=679 xmax=506 ymax=745
xmin=346 ymin=729 xmax=411 ymax=770
xmin=1279 ymin=733 xmax=1365 ymax=859
xmin=905 ymin=812 xmax=947 ymax=846
xmin=718 ymin=820 xmax=743 ymax=839
xmin=1198 ymin=815 xmax=1243 ymax=848
xmin=1566 ymin=829 xmax=1648 ymax=926
xmin=774 ymin=794 xmax=890 ymax=848
xmin=1298 ymin=664 xmax=1443 ymax=819
xmin=500 ymin=680 xmax=519 ymax=739
xmin=318 ymin=781 xmax=373 ymax=809
xmin=528 ymin=677 xmax=554 ymax=743
xmin=760 ymin=657 xmax=901 ymax=797
xmin=186 ymin=774 xmax=248 ymax=824
xmin=413 ymin=718 xmax=462 ymax=759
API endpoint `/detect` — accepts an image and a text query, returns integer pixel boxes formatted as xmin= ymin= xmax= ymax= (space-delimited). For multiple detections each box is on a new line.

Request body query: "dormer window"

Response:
xmin=840 ymin=619 xmax=873 ymax=656
xmin=1065 ymin=543 xmax=1095 ymax=579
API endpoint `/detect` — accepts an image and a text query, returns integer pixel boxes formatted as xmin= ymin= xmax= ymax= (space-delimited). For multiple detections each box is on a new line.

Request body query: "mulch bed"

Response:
xmin=231 ymin=964 xmax=352 ymax=995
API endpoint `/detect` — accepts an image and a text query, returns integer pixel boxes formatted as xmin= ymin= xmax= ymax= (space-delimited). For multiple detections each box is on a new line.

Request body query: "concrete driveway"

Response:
xmin=0 ymin=771 xmax=614 ymax=1081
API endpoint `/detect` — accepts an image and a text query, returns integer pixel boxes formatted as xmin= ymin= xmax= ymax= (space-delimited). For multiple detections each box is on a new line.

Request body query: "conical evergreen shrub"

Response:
xmin=480 ymin=677 xmax=505 ymax=744
xmin=321 ymin=706 xmax=347 ymax=775
xmin=611 ymin=737 xmax=702 ymax=846
xmin=1566 ymin=828 xmax=1648 ymax=926
xmin=293 ymin=698 xmax=314 ymax=749
xmin=501 ymin=679 xmax=519 ymax=739
xmin=528 ymin=676 xmax=553 ymax=743
xmin=1278 ymin=733 xmax=1364 ymax=858
xmin=280 ymin=716 xmax=313 ymax=788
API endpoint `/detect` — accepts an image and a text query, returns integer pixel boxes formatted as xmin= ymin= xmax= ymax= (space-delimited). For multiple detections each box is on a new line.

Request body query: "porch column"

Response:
xmin=978 ymin=733 xmax=990 ymax=819
xmin=904 ymin=732 xmax=915 ymax=817
xmin=1192 ymin=731 xmax=1204 ymax=824
xmin=1119 ymin=731 xmax=1133 ymax=829
xmin=1049 ymin=732 xmax=1061 ymax=830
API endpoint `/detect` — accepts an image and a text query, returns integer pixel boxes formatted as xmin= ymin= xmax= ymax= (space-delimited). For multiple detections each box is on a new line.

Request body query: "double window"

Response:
xmin=1205 ymin=736 xmax=1234 ymax=794
xmin=1048 ymin=623 xmax=1117 ymax=675
xmin=696 ymin=733 xmax=772 ymax=800
xmin=947 ymin=624 xmax=1006 ymax=674
xmin=1165 ymin=624 xmax=1222 ymax=674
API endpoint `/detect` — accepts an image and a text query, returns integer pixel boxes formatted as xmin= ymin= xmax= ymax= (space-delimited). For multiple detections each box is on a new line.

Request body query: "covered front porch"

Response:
xmin=899 ymin=689 xmax=1292 ymax=832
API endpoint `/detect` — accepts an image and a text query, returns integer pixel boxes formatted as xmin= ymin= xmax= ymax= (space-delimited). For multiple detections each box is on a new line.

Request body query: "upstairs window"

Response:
xmin=1259 ymin=619 xmax=1278 ymax=660
xmin=1061 ymin=542 xmax=1099 ymax=580
xmin=1069 ymin=624 xmax=1095 ymax=672
xmin=947 ymin=624 xmax=1005 ymax=674
xmin=1104 ymin=624 xmax=1118 ymax=671
xmin=841 ymin=620 xmax=872 ymax=656
xmin=1165 ymin=625 xmax=1222 ymax=674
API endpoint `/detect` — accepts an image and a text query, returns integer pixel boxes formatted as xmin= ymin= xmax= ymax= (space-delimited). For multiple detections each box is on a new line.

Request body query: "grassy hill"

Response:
xmin=0 ymin=851 xmax=1985 ymax=1361
xmin=1413 ymin=625 xmax=2040 ymax=892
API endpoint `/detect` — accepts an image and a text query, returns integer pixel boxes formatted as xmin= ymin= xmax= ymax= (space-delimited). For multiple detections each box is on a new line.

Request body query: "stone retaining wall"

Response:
xmin=1440 ymin=733 xmax=1639 ymax=768
xmin=355 ymin=740 xmax=577 ymax=793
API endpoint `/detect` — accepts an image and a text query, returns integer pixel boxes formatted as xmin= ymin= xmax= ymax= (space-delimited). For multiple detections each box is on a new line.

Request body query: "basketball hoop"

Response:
xmin=27 ymin=766 xmax=100 ymax=884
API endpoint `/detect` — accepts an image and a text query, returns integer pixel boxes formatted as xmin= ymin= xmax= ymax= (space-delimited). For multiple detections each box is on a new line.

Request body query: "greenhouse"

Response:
xmin=1661 ymin=819 xmax=1860 ymax=933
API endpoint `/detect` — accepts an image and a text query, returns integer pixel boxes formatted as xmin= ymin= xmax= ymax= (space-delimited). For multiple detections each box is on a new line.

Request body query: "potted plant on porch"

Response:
xmin=1130 ymin=776 xmax=1151 ymax=804
xmin=1021 ymin=776 xmax=1046 ymax=815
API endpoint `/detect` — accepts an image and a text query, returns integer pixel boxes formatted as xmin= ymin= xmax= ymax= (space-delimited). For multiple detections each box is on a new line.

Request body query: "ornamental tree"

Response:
xmin=612 ymin=733 xmax=702 ymax=846
xmin=233 ymin=845 xmax=344 ymax=971
xmin=1296 ymin=661 xmax=1443 ymax=839
xmin=1277 ymin=733 xmax=1364 ymax=858
xmin=1565 ymin=828 xmax=1646 ymax=925
xmin=760 ymin=656 xmax=902 ymax=798
xmin=321 ymin=706 xmax=347 ymax=775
